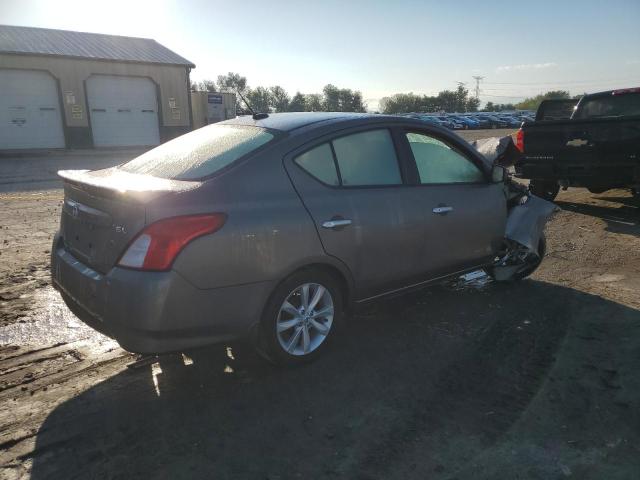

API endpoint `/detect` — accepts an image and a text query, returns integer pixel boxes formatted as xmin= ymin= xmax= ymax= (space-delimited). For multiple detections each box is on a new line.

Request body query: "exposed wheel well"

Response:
xmin=292 ymin=263 xmax=352 ymax=309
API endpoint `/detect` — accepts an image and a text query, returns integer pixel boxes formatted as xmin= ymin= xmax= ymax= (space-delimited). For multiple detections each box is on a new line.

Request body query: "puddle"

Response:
xmin=0 ymin=286 xmax=116 ymax=348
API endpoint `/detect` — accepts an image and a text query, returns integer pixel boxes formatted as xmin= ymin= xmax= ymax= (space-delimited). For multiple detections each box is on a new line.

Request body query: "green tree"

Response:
xmin=194 ymin=79 xmax=217 ymax=92
xmin=323 ymin=84 xmax=340 ymax=111
xmin=217 ymin=72 xmax=248 ymax=94
xmin=305 ymin=94 xmax=323 ymax=111
xmin=380 ymin=93 xmax=423 ymax=114
xmin=515 ymin=90 xmax=571 ymax=110
xmin=288 ymin=92 xmax=306 ymax=112
xmin=269 ymin=86 xmax=290 ymax=112
xmin=321 ymin=84 xmax=366 ymax=112
xmin=246 ymin=86 xmax=272 ymax=113
xmin=466 ymin=96 xmax=480 ymax=112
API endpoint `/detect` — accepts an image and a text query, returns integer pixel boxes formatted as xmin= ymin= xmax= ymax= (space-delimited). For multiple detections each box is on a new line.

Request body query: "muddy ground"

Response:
xmin=0 ymin=130 xmax=639 ymax=479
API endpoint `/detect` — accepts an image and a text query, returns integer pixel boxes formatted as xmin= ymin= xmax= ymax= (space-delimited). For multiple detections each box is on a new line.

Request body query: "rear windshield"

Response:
xmin=574 ymin=93 xmax=640 ymax=119
xmin=119 ymin=124 xmax=275 ymax=180
xmin=536 ymin=100 xmax=579 ymax=121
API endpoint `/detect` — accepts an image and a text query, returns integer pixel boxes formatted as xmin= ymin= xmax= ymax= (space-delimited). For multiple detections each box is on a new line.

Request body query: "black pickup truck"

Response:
xmin=514 ymin=88 xmax=640 ymax=201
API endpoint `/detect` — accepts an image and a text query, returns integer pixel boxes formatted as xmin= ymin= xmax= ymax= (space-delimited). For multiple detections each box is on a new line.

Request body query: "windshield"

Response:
xmin=574 ymin=93 xmax=640 ymax=119
xmin=118 ymin=124 xmax=275 ymax=180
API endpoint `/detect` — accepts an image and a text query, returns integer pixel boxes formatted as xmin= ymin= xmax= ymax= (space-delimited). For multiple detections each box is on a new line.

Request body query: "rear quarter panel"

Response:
xmin=148 ymin=146 xmax=331 ymax=290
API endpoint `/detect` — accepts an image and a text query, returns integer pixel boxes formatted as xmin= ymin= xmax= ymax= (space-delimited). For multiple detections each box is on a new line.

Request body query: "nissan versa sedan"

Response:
xmin=51 ymin=112 xmax=554 ymax=365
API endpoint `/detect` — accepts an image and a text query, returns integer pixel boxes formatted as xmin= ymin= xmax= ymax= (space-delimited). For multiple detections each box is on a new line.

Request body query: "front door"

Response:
xmin=401 ymin=130 xmax=506 ymax=276
xmin=284 ymin=128 xmax=425 ymax=300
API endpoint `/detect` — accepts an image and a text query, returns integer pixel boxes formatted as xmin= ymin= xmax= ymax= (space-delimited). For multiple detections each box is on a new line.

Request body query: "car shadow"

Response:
xmin=555 ymin=197 xmax=639 ymax=237
xmin=27 ymin=281 xmax=639 ymax=479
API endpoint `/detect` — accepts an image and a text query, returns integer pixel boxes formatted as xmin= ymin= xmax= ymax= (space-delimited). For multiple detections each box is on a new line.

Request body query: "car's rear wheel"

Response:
xmin=258 ymin=269 xmax=342 ymax=366
xmin=529 ymin=180 xmax=560 ymax=201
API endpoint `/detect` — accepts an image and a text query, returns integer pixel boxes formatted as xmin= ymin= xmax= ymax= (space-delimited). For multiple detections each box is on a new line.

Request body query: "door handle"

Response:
xmin=432 ymin=206 xmax=453 ymax=215
xmin=322 ymin=219 xmax=352 ymax=229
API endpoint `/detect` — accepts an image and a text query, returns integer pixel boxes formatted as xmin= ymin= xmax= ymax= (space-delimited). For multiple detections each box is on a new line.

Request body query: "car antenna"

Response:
xmin=236 ymin=90 xmax=269 ymax=120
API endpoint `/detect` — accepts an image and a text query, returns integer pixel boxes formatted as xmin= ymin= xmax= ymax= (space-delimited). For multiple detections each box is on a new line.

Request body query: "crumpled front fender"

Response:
xmin=505 ymin=194 xmax=557 ymax=251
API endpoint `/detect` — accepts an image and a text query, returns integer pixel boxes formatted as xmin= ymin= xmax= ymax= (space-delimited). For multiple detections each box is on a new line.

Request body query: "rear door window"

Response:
xmin=119 ymin=124 xmax=274 ymax=180
xmin=294 ymin=143 xmax=340 ymax=185
xmin=332 ymin=129 xmax=402 ymax=186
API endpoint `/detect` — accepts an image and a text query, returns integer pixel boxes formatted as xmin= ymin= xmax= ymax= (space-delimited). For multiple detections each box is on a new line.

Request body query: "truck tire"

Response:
xmin=529 ymin=180 xmax=559 ymax=201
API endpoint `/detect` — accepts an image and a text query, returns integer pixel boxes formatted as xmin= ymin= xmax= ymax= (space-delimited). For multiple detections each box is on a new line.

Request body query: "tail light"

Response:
xmin=514 ymin=128 xmax=524 ymax=153
xmin=117 ymin=214 xmax=226 ymax=271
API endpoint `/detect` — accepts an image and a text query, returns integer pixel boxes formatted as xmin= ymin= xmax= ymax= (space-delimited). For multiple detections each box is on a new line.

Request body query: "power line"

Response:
xmin=483 ymin=77 xmax=639 ymax=86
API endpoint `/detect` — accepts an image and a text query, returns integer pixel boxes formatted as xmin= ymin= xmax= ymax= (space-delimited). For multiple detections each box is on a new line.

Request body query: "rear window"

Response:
xmin=536 ymin=100 xmax=579 ymax=121
xmin=119 ymin=125 xmax=274 ymax=180
xmin=574 ymin=93 xmax=640 ymax=119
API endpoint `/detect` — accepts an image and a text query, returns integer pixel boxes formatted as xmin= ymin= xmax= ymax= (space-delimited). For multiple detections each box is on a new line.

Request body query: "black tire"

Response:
xmin=490 ymin=235 xmax=546 ymax=282
xmin=512 ymin=235 xmax=546 ymax=281
xmin=529 ymin=180 xmax=560 ymax=201
xmin=257 ymin=269 xmax=343 ymax=366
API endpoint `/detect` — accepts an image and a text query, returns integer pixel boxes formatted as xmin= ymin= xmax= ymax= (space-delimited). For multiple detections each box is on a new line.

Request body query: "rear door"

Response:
xmin=400 ymin=130 xmax=506 ymax=276
xmin=284 ymin=128 xmax=426 ymax=300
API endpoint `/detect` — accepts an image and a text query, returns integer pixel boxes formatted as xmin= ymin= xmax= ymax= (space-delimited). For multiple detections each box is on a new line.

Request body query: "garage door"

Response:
xmin=0 ymin=69 xmax=65 ymax=149
xmin=87 ymin=76 xmax=160 ymax=147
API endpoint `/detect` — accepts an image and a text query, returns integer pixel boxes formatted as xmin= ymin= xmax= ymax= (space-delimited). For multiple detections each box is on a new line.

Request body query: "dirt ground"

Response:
xmin=1 ymin=131 xmax=639 ymax=479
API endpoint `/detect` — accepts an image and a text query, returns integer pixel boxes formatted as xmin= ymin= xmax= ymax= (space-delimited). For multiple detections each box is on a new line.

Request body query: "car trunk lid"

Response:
xmin=58 ymin=168 xmax=201 ymax=273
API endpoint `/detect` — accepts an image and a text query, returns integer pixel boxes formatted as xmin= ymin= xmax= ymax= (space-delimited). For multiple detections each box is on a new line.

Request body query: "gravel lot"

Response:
xmin=1 ymin=130 xmax=639 ymax=479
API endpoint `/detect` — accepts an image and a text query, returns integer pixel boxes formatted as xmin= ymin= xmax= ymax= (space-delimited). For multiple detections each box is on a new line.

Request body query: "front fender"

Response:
xmin=505 ymin=194 xmax=557 ymax=251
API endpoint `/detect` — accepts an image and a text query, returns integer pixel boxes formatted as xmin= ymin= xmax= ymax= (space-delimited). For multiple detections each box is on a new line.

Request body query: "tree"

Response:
xmin=246 ymin=86 xmax=272 ymax=113
xmin=515 ymin=90 xmax=571 ymax=111
xmin=288 ymin=92 xmax=306 ymax=112
xmin=305 ymin=94 xmax=323 ymax=111
xmin=321 ymin=84 xmax=367 ymax=112
xmin=216 ymin=72 xmax=248 ymax=95
xmin=194 ymin=79 xmax=217 ymax=92
xmin=323 ymin=84 xmax=341 ymax=111
xmin=380 ymin=87 xmax=477 ymax=114
xmin=466 ymin=96 xmax=480 ymax=112
xmin=269 ymin=86 xmax=290 ymax=112
xmin=380 ymin=93 xmax=423 ymax=114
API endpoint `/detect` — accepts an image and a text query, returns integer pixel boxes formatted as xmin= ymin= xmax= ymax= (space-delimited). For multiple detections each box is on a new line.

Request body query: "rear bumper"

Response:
xmin=50 ymin=234 xmax=275 ymax=354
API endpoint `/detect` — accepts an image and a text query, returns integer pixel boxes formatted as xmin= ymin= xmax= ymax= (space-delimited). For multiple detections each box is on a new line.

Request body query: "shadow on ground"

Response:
xmin=28 ymin=281 xmax=640 ymax=479
xmin=556 ymin=194 xmax=639 ymax=237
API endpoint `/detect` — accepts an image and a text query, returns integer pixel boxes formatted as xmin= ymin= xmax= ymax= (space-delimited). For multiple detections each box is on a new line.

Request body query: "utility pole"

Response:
xmin=472 ymin=76 xmax=484 ymax=100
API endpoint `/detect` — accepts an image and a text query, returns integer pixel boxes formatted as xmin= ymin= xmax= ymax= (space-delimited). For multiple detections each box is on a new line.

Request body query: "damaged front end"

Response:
xmin=475 ymin=135 xmax=558 ymax=281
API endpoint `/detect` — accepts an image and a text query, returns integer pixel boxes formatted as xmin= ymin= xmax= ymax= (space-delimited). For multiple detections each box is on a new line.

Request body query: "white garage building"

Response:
xmin=0 ymin=25 xmax=195 ymax=150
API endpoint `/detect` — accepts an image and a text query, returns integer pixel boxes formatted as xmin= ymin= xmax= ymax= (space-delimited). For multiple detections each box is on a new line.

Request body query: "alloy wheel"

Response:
xmin=276 ymin=283 xmax=334 ymax=356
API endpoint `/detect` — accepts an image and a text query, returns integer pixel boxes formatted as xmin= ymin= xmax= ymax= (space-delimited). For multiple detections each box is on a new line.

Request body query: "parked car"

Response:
xmin=448 ymin=115 xmax=480 ymax=129
xmin=465 ymin=114 xmax=491 ymax=129
xmin=515 ymin=87 xmax=640 ymax=200
xmin=478 ymin=114 xmax=509 ymax=129
xmin=52 ymin=113 xmax=554 ymax=365
xmin=436 ymin=116 xmax=464 ymax=129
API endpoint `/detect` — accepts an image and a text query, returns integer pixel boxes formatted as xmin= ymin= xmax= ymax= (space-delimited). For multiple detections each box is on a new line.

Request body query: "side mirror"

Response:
xmin=491 ymin=165 xmax=507 ymax=183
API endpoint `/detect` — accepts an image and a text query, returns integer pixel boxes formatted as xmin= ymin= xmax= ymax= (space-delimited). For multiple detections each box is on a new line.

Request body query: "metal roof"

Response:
xmin=0 ymin=25 xmax=195 ymax=67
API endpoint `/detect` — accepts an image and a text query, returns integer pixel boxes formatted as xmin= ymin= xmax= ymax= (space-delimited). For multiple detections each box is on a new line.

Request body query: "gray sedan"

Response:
xmin=51 ymin=113 xmax=553 ymax=365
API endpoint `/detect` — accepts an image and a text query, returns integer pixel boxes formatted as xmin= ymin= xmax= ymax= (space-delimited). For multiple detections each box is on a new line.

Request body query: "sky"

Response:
xmin=1 ymin=0 xmax=639 ymax=110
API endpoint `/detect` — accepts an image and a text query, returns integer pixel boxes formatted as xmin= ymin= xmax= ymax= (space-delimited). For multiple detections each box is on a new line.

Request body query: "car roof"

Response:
xmin=220 ymin=112 xmax=400 ymax=133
